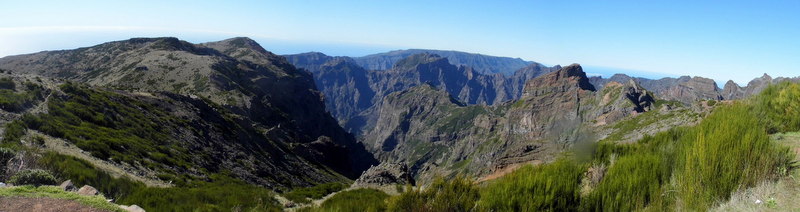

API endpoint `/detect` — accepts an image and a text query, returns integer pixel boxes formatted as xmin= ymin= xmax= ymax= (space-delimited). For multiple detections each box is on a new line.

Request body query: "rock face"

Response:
xmin=357 ymin=64 xmax=656 ymax=182
xmin=284 ymin=52 xmax=558 ymax=134
xmin=352 ymin=163 xmax=414 ymax=188
xmin=0 ymin=37 xmax=377 ymax=189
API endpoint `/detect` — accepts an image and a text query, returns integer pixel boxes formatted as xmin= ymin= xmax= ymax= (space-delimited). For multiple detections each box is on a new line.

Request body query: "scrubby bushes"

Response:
xmin=284 ymin=182 xmax=347 ymax=203
xmin=583 ymin=153 xmax=670 ymax=211
xmin=121 ymin=175 xmax=281 ymax=212
xmin=9 ymin=169 xmax=57 ymax=186
xmin=38 ymin=152 xmax=281 ymax=211
xmin=388 ymin=176 xmax=479 ymax=212
xmin=39 ymin=152 xmax=143 ymax=199
xmin=478 ymin=159 xmax=584 ymax=211
xmin=310 ymin=188 xmax=389 ymax=212
xmin=21 ymin=83 xmax=193 ymax=180
xmin=754 ymin=82 xmax=800 ymax=133
xmin=675 ymin=103 xmax=793 ymax=209
xmin=0 ymin=80 xmax=45 ymax=112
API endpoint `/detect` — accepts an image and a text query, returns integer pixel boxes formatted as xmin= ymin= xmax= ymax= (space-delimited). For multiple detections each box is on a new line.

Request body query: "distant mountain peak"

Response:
xmin=392 ymin=53 xmax=448 ymax=69
xmin=206 ymin=37 xmax=268 ymax=54
xmin=523 ymin=64 xmax=595 ymax=97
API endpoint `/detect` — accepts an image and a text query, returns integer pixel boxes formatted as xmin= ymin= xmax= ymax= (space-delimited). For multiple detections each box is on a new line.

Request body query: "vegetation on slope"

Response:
xmin=0 ymin=78 xmax=46 ymax=112
xmin=307 ymin=82 xmax=800 ymax=211
xmin=39 ymin=152 xmax=281 ymax=211
xmin=299 ymin=188 xmax=390 ymax=212
xmin=283 ymin=182 xmax=347 ymax=204
xmin=0 ymin=185 xmax=127 ymax=212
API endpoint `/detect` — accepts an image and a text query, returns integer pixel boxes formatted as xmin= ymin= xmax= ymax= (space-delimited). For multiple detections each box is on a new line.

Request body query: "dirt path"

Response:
xmin=0 ymin=197 xmax=110 ymax=212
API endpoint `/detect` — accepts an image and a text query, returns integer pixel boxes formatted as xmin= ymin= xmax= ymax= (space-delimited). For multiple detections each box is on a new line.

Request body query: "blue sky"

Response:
xmin=1 ymin=0 xmax=798 ymax=85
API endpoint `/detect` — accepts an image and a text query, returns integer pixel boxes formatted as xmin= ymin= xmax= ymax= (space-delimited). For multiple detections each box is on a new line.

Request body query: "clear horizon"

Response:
xmin=1 ymin=0 xmax=798 ymax=85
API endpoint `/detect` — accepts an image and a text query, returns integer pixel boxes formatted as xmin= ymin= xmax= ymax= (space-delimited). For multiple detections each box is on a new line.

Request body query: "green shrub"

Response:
xmin=477 ymin=158 xmax=584 ymax=211
xmin=284 ymin=182 xmax=347 ymax=203
xmin=2 ymin=120 xmax=26 ymax=145
xmin=23 ymin=83 xmax=194 ymax=181
xmin=39 ymin=152 xmax=280 ymax=211
xmin=0 ymin=78 xmax=15 ymax=90
xmin=675 ymin=103 xmax=793 ymax=210
xmin=583 ymin=153 xmax=670 ymax=211
xmin=387 ymin=176 xmax=479 ymax=212
xmin=39 ymin=152 xmax=144 ymax=200
xmin=312 ymin=188 xmax=389 ymax=212
xmin=0 ymin=147 xmax=15 ymax=180
xmin=0 ymin=82 xmax=45 ymax=112
xmin=9 ymin=169 xmax=58 ymax=186
xmin=119 ymin=174 xmax=280 ymax=212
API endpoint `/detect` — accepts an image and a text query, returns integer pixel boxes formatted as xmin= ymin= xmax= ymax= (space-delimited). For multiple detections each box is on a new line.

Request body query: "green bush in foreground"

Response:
xmin=39 ymin=152 xmax=144 ymax=200
xmin=311 ymin=188 xmax=389 ymax=212
xmin=387 ymin=176 xmax=479 ymax=212
xmin=119 ymin=174 xmax=280 ymax=212
xmin=9 ymin=169 xmax=58 ymax=187
xmin=583 ymin=153 xmax=670 ymax=211
xmin=39 ymin=152 xmax=280 ymax=211
xmin=477 ymin=158 xmax=584 ymax=211
xmin=676 ymin=103 xmax=793 ymax=210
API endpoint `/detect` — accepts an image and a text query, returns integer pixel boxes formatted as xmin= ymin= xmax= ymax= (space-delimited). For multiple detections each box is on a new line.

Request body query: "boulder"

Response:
xmin=353 ymin=163 xmax=414 ymax=188
xmin=77 ymin=185 xmax=98 ymax=196
xmin=121 ymin=205 xmax=146 ymax=212
xmin=59 ymin=180 xmax=76 ymax=192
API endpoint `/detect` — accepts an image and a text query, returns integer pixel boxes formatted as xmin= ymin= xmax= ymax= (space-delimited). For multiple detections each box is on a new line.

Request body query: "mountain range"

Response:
xmin=0 ymin=37 xmax=377 ymax=190
xmin=1 ymin=37 xmax=798 ymax=210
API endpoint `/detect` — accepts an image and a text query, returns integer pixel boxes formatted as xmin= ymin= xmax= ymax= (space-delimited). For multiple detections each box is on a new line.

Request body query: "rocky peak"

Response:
xmin=761 ymin=73 xmax=773 ymax=80
xmin=722 ymin=80 xmax=743 ymax=100
xmin=522 ymin=64 xmax=595 ymax=97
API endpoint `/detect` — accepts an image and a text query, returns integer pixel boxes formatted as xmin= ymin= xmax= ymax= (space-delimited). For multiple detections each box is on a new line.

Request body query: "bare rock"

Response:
xmin=77 ymin=185 xmax=98 ymax=196
xmin=353 ymin=163 xmax=414 ymax=188
xmin=121 ymin=205 xmax=146 ymax=212
xmin=59 ymin=180 xmax=76 ymax=192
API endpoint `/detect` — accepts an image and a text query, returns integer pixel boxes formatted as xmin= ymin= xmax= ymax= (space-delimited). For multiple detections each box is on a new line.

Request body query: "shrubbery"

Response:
xmin=284 ymin=182 xmax=347 ymax=203
xmin=388 ymin=176 xmax=479 ymax=212
xmin=478 ymin=159 xmax=584 ymax=211
xmin=9 ymin=169 xmax=58 ymax=186
xmin=675 ymin=103 xmax=793 ymax=209
xmin=306 ymin=188 xmax=389 ymax=212
xmin=39 ymin=152 xmax=281 ymax=211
